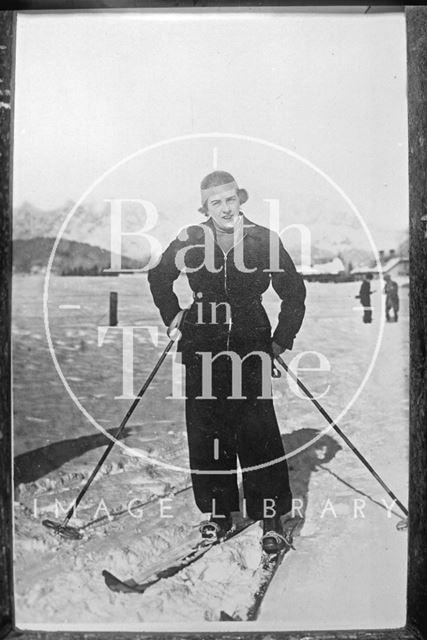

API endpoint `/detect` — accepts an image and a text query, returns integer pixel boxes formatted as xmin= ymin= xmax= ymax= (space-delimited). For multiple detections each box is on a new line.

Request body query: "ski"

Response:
xmin=246 ymin=516 xmax=303 ymax=620
xmin=102 ymin=519 xmax=255 ymax=594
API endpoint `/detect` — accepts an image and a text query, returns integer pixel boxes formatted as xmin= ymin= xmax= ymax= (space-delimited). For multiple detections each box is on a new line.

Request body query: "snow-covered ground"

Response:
xmin=12 ymin=274 xmax=408 ymax=631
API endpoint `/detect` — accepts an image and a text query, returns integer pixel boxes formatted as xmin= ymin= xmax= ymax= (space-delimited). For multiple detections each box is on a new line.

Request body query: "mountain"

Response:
xmin=13 ymin=201 xmax=407 ymax=270
xmin=13 ymin=237 xmax=145 ymax=275
xmin=13 ymin=201 xmax=174 ymax=266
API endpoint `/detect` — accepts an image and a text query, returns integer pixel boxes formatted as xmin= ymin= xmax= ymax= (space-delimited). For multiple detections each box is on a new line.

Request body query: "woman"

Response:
xmin=148 ymin=170 xmax=306 ymax=553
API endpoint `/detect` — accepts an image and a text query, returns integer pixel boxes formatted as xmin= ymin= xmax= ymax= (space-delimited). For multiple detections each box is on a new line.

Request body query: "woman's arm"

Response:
xmin=270 ymin=234 xmax=307 ymax=351
xmin=147 ymin=237 xmax=183 ymax=327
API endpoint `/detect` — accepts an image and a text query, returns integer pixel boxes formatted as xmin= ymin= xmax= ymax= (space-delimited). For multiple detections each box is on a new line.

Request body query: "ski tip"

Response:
xmin=102 ymin=570 xmax=122 ymax=592
xmin=102 ymin=570 xmax=133 ymax=594
xmin=102 ymin=570 xmax=149 ymax=594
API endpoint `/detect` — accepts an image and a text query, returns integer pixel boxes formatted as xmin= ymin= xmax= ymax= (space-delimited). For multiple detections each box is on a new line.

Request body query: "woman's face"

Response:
xmin=205 ymin=188 xmax=241 ymax=231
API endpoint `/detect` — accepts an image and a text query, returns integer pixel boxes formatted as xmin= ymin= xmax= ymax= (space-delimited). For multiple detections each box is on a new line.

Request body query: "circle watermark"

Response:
xmin=43 ymin=132 xmax=385 ymax=475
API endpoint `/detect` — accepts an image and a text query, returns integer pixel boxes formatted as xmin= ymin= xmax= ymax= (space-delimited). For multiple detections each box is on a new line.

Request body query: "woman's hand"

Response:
xmin=167 ymin=309 xmax=186 ymax=341
xmin=271 ymin=341 xmax=286 ymax=378
xmin=272 ymin=341 xmax=285 ymax=357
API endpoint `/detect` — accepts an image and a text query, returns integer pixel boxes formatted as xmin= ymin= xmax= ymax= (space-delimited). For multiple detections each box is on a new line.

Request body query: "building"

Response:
xmin=297 ymin=257 xmax=348 ymax=282
xmin=350 ymin=256 xmax=409 ymax=279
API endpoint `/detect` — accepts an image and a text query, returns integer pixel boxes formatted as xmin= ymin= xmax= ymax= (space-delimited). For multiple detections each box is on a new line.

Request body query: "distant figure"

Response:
xmin=356 ymin=273 xmax=374 ymax=324
xmin=383 ymin=275 xmax=399 ymax=322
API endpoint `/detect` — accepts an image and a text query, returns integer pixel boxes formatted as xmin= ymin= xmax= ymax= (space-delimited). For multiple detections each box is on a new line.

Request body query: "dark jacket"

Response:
xmin=148 ymin=215 xmax=306 ymax=362
xmin=384 ymin=280 xmax=399 ymax=302
xmin=359 ymin=280 xmax=372 ymax=306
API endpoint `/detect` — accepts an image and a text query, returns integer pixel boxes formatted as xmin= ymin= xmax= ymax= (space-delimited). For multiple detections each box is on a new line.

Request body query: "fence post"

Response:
xmin=109 ymin=291 xmax=118 ymax=326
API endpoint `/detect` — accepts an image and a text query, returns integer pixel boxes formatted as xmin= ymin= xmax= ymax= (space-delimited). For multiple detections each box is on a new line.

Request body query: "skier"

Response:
xmin=148 ymin=170 xmax=306 ymax=553
xmin=356 ymin=273 xmax=374 ymax=323
xmin=383 ymin=274 xmax=399 ymax=322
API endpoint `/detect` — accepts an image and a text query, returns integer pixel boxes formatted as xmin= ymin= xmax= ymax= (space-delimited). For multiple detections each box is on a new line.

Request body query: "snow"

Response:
xmin=12 ymin=274 xmax=408 ymax=630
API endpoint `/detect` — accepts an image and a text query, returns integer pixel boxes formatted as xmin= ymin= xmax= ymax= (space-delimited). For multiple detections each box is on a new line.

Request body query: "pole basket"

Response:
xmin=396 ymin=517 xmax=408 ymax=531
xmin=42 ymin=519 xmax=84 ymax=540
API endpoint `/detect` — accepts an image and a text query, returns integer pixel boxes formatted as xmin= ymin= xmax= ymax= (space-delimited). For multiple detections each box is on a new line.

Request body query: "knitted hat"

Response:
xmin=199 ymin=170 xmax=248 ymax=213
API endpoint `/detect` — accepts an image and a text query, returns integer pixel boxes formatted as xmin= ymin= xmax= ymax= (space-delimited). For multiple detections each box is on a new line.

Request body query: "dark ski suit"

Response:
xmin=148 ymin=215 xmax=306 ymax=520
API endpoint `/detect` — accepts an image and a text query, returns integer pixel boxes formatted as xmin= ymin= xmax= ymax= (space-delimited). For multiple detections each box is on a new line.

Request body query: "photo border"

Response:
xmin=1 ymin=4 xmax=425 ymax=640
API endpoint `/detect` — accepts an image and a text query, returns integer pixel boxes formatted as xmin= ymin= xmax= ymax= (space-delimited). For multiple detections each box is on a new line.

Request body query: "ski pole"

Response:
xmin=275 ymin=354 xmax=408 ymax=519
xmin=43 ymin=310 xmax=187 ymax=540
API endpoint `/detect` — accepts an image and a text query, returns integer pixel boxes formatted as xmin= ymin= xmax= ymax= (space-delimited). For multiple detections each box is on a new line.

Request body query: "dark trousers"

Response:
xmin=362 ymin=306 xmax=372 ymax=323
xmin=184 ymin=351 xmax=292 ymax=521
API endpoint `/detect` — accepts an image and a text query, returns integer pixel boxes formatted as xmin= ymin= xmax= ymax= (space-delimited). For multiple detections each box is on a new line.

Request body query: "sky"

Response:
xmin=13 ymin=9 xmax=408 ymax=239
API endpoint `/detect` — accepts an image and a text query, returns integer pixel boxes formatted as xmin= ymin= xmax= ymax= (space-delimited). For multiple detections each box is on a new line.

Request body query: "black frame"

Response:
xmin=1 ymin=4 xmax=426 ymax=640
